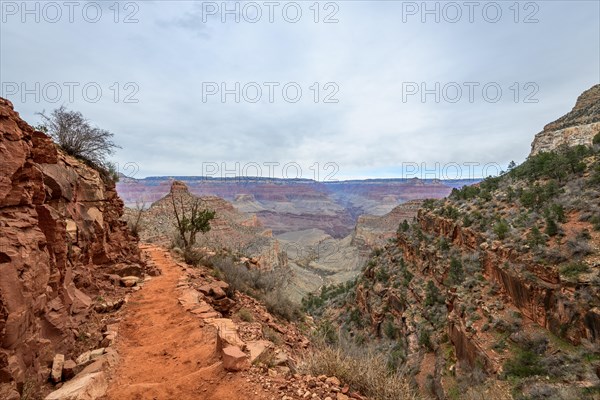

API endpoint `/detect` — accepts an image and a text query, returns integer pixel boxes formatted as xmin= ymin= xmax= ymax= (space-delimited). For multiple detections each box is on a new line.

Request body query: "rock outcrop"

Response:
xmin=530 ymin=84 xmax=600 ymax=155
xmin=0 ymin=98 xmax=141 ymax=395
xmin=351 ymin=200 xmax=422 ymax=252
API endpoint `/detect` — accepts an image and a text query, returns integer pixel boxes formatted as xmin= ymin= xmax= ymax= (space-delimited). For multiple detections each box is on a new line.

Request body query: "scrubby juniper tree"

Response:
xmin=170 ymin=192 xmax=216 ymax=248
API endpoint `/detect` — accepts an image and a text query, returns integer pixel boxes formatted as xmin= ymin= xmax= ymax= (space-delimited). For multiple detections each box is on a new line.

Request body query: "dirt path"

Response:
xmin=104 ymin=245 xmax=272 ymax=400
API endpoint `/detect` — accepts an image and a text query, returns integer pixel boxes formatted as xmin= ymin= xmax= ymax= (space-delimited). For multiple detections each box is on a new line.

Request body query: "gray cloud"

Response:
xmin=1 ymin=1 xmax=598 ymax=179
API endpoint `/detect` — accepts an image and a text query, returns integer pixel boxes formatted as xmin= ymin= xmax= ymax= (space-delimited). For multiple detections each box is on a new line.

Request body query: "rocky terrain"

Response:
xmin=351 ymin=200 xmax=423 ymax=253
xmin=0 ymin=98 xmax=151 ymax=398
xmin=305 ymin=85 xmax=600 ymax=399
xmin=4 ymin=82 xmax=599 ymax=400
xmin=0 ymin=97 xmax=381 ymax=400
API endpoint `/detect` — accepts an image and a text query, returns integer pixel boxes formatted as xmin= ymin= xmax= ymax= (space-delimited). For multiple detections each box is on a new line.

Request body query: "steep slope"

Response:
xmin=307 ymin=86 xmax=600 ymax=399
xmin=0 ymin=98 xmax=143 ymax=398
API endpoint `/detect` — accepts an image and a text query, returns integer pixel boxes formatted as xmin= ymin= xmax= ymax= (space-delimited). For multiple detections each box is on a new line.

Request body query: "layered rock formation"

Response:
xmin=530 ymin=84 xmax=600 ymax=155
xmin=117 ymin=177 xmax=470 ymax=238
xmin=0 ymin=98 xmax=141 ymax=396
xmin=130 ymin=180 xmax=285 ymax=270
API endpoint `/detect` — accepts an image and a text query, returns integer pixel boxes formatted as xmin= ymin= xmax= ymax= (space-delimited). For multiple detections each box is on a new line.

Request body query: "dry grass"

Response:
xmin=299 ymin=342 xmax=418 ymax=400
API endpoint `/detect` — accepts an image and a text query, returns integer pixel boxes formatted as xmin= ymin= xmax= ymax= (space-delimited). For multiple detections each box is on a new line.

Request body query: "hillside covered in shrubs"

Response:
xmin=303 ymin=103 xmax=600 ymax=398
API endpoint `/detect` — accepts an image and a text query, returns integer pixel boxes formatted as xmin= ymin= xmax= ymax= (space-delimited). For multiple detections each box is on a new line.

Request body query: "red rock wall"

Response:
xmin=403 ymin=210 xmax=598 ymax=350
xmin=0 ymin=98 xmax=140 ymax=392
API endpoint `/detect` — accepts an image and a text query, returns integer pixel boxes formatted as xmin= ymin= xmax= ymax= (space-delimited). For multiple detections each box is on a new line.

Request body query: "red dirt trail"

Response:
xmin=104 ymin=245 xmax=272 ymax=400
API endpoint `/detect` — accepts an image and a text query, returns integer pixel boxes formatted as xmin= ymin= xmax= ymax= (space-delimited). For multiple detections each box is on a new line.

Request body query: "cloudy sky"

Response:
xmin=1 ymin=1 xmax=599 ymax=180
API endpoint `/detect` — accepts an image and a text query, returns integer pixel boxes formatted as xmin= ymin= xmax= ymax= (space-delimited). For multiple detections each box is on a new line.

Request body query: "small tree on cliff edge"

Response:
xmin=170 ymin=192 xmax=216 ymax=248
xmin=37 ymin=106 xmax=120 ymax=169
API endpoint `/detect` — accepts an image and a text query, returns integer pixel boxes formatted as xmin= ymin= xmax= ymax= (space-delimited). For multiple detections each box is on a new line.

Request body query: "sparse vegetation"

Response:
xmin=37 ymin=106 xmax=120 ymax=176
xmin=211 ymin=256 xmax=303 ymax=322
xmin=559 ymin=262 xmax=589 ymax=279
xmin=503 ymin=348 xmax=546 ymax=378
xmin=127 ymin=200 xmax=146 ymax=239
xmin=300 ymin=338 xmax=417 ymax=400
xmin=447 ymin=257 xmax=464 ymax=286
xmin=237 ymin=308 xmax=254 ymax=322
xmin=424 ymin=280 xmax=443 ymax=306
xmin=170 ymin=189 xmax=215 ymax=248
xmin=494 ymin=219 xmax=509 ymax=240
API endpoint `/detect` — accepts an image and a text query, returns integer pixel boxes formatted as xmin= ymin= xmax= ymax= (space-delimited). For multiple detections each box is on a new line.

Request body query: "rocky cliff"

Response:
xmin=308 ymin=85 xmax=600 ymax=399
xmin=0 ymin=98 xmax=142 ymax=397
xmin=530 ymin=84 xmax=600 ymax=155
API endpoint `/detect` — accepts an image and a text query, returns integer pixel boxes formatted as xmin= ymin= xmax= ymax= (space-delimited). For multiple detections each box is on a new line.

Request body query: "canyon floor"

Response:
xmin=103 ymin=245 xmax=274 ymax=400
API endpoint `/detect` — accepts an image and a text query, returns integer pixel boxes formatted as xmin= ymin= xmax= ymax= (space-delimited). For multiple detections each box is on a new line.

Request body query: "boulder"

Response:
xmin=211 ymin=296 xmax=235 ymax=313
xmin=110 ymin=263 xmax=144 ymax=278
xmin=62 ymin=360 xmax=78 ymax=380
xmin=211 ymin=318 xmax=246 ymax=352
xmin=51 ymin=354 xmax=65 ymax=383
xmin=45 ymin=372 xmax=107 ymax=400
xmin=273 ymin=350 xmax=289 ymax=366
xmin=221 ymin=346 xmax=249 ymax=371
xmin=246 ymin=340 xmax=274 ymax=364
xmin=75 ymin=348 xmax=105 ymax=366
xmin=326 ymin=376 xmax=341 ymax=386
xmin=120 ymin=276 xmax=140 ymax=287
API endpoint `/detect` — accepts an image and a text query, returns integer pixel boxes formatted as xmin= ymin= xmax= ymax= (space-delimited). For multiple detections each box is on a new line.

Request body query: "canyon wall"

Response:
xmin=0 ymin=98 xmax=141 ymax=396
xmin=117 ymin=177 xmax=470 ymax=238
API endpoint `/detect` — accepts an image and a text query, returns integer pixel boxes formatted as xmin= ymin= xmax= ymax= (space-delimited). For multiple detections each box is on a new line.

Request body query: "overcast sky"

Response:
xmin=1 ymin=1 xmax=599 ymax=180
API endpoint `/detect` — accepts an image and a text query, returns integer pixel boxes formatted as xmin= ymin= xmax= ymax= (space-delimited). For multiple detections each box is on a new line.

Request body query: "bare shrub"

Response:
xmin=566 ymin=238 xmax=593 ymax=258
xmin=211 ymin=256 xmax=303 ymax=321
xmin=264 ymin=290 xmax=303 ymax=322
xmin=299 ymin=338 xmax=416 ymax=400
xmin=127 ymin=201 xmax=146 ymax=239
xmin=38 ymin=106 xmax=120 ymax=168
xmin=542 ymin=248 xmax=568 ymax=264
xmin=236 ymin=308 xmax=254 ymax=322
xmin=183 ymin=246 xmax=204 ymax=266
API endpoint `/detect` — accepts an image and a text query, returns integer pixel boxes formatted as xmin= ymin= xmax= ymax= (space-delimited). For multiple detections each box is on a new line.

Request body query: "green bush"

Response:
xmin=559 ymin=262 xmax=589 ymax=278
xmin=494 ymin=219 xmax=510 ymax=240
xmin=503 ymin=349 xmax=546 ymax=378
xmin=383 ymin=320 xmax=398 ymax=339
xmin=424 ymin=280 xmax=443 ymax=306
xmin=398 ymin=220 xmax=410 ymax=232
xmin=418 ymin=329 xmax=433 ymax=351
xmin=447 ymin=257 xmax=464 ymax=285
xmin=545 ymin=217 xmax=559 ymax=237
xmin=510 ymin=145 xmax=591 ymax=182
xmin=527 ymin=226 xmax=545 ymax=247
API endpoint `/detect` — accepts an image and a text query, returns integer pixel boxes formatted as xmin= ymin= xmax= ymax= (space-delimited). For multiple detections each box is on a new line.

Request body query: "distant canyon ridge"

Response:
xmin=117 ymin=177 xmax=477 ymax=238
